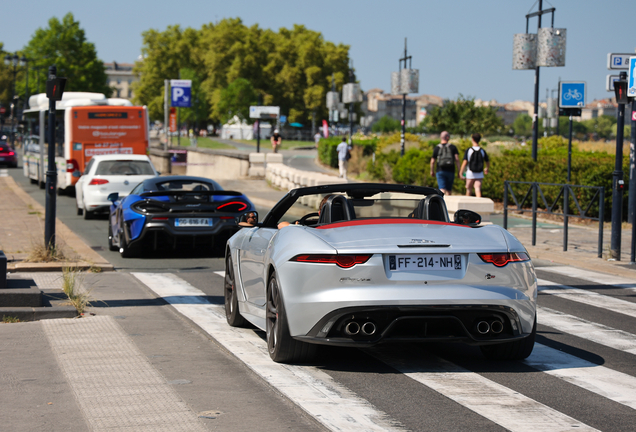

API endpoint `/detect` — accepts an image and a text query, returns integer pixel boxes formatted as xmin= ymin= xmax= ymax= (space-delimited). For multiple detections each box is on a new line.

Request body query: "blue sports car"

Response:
xmin=107 ymin=175 xmax=255 ymax=257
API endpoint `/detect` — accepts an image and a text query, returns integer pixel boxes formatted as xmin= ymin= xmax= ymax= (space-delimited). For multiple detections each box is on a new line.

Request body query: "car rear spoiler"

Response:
xmin=140 ymin=190 xmax=244 ymax=197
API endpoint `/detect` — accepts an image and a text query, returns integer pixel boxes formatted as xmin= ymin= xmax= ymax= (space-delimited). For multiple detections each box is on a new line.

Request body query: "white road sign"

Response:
xmin=628 ymin=57 xmax=636 ymax=97
xmin=249 ymin=106 xmax=280 ymax=119
xmin=606 ymin=74 xmax=621 ymax=92
xmin=607 ymin=53 xmax=633 ymax=70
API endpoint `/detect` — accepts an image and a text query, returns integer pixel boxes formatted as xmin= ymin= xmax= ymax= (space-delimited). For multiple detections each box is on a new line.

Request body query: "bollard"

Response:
xmin=0 ymin=251 xmax=7 ymax=288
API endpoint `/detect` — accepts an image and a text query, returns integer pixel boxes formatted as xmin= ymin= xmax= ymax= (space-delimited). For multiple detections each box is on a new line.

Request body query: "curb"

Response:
xmin=8 ymin=261 xmax=114 ymax=273
xmin=0 ymin=306 xmax=78 ymax=322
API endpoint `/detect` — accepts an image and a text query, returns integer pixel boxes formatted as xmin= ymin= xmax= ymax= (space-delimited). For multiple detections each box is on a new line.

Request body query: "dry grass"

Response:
xmin=25 ymin=241 xmax=67 ymax=263
xmin=1 ymin=316 xmax=20 ymax=323
xmin=61 ymin=267 xmax=92 ymax=315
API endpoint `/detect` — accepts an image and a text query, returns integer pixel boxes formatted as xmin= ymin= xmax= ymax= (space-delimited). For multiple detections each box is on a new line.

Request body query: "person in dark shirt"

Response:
xmin=271 ymin=129 xmax=282 ymax=153
xmin=429 ymin=131 xmax=460 ymax=195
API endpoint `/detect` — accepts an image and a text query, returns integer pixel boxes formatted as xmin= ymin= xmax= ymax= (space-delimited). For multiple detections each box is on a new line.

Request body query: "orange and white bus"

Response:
xmin=23 ymin=92 xmax=149 ymax=193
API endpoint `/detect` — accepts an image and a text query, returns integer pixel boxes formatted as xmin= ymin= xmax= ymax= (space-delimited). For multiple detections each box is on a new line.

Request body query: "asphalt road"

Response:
xmin=7 ymin=159 xmax=636 ymax=431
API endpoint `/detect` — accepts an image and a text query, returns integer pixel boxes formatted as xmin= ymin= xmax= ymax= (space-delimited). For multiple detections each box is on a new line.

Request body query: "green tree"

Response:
xmin=512 ymin=113 xmax=533 ymax=137
xmin=21 ymin=13 xmax=111 ymax=98
xmin=133 ymin=25 xmax=203 ymax=121
xmin=581 ymin=115 xmax=616 ymax=140
xmin=0 ymin=43 xmax=16 ymax=115
xmin=371 ymin=115 xmax=401 ymax=133
xmin=135 ymin=18 xmax=351 ymax=125
xmin=215 ymin=78 xmax=257 ymax=123
xmin=425 ymin=95 xmax=504 ymax=137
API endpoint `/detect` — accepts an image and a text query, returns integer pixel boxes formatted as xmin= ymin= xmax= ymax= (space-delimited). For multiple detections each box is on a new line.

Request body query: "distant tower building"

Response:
xmin=104 ymin=61 xmax=138 ymax=100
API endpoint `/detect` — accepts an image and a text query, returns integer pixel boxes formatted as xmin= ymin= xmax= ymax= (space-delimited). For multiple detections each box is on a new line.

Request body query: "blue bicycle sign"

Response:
xmin=559 ymin=82 xmax=586 ymax=108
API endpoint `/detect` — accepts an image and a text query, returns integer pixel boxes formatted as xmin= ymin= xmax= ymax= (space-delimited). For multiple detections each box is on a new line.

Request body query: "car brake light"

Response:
xmin=152 ymin=217 xmax=169 ymax=220
xmin=88 ymin=179 xmax=109 ymax=185
xmin=8 ymin=151 xmax=14 ymax=156
xmin=217 ymin=201 xmax=248 ymax=212
xmin=66 ymin=158 xmax=80 ymax=173
xmin=478 ymin=252 xmax=530 ymax=267
xmin=290 ymin=254 xmax=372 ymax=269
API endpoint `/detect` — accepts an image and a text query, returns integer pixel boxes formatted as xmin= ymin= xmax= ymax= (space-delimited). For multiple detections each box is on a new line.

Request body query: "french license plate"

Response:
xmin=388 ymin=254 xmax=461 ymax=271
xmin=175 ymin=218 xmax=213 ymax=227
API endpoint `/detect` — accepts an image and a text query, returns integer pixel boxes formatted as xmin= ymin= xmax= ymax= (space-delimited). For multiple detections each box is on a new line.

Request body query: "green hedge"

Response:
xmin=317 ymin=137 xmax=377 ymax=168
xmin=364 ymin=137 xmax=630 ymax=220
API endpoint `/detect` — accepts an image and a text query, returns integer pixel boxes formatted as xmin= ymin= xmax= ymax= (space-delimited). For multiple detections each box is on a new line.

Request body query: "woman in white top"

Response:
xmin=459 ymin=133 xmax=490 ymax=197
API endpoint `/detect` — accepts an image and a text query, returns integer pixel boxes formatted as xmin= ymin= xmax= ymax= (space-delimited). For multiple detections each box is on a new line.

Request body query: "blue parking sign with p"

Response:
xmin=170 ymin=79 xmax=192 ymax=108
xmin=628 ymin=57 xmax=636 ymax=97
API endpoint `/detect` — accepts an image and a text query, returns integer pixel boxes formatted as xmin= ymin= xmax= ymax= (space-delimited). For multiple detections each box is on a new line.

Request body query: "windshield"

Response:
xmin=95 ymin=160 xmax=155 ymax=175
xmin=155 ymin=180 xmax=216 ymax=191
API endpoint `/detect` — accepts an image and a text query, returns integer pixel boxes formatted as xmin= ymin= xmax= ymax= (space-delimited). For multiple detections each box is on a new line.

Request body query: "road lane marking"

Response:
xmin=538 ymin=306 xmax=636 ymax=355
xmin=371 ymin=347 xmax=598 ymax=432
xmin=42 ymin=316 xmax=207 ymax=431
xmin=538 ymin=278 xmax=636 ymax=319
xmin=525 ymin=343 xmax=636 ymax=410
xmin=132 ymin=272 xmax=403 ymax=432
xmin=539 ymin=266 xmax=636 ymax=290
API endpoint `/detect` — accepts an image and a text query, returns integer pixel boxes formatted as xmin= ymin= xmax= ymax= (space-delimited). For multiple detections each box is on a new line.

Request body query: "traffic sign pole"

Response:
xmin=610 ymin=71 xmax=627 ymax=260
xmin=630 ymin=99 xmax=636 ymax=262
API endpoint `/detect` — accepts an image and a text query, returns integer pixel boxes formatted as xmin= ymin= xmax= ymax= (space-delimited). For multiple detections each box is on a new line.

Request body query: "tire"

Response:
xmin=107 ymin=219 xmax=118 ymax=251
xmin=38 ymin=181 xmax=45 ymax=189
xmin=224 ymin=254 xmax=248 ymax=327
xmin=266 ymin=271 xmax=317 ymax=363
xmin=76 ymin=200 xmax=83 ymax=216
xmin=118 ymin=224 xmax=136 ymax=258
xmin=480 ymin=316 xmax=536 ymax=361
xmin=83 ymin=207 xmax=92 ymax=220
xmin=30 ymin=178 xmax=38 ymax=185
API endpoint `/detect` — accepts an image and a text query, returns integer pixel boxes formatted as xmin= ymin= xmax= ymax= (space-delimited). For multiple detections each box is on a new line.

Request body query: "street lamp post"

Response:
xmin=4 ymin=53 xmax=27 ymax=147
xmin=391 ymin=38 xmax=419 ymax=157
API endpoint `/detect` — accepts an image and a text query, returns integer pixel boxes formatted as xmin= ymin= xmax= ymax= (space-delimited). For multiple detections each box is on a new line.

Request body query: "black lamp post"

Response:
xmin=4 ymin=53 xmax=27 ymax=146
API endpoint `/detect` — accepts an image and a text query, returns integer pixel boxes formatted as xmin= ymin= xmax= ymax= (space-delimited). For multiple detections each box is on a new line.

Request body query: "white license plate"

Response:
xmin=175 ymin=218 xmax=213 ymax=227
xmin=388 ymin=254 xmax=462 ymax=271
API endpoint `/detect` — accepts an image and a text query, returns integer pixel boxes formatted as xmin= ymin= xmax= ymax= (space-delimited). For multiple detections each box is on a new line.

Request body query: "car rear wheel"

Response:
xmin=266 ymin=271 xmax=317 ymax=363
xmin=82 ymin=200 xmax=92 ymax=219
xmin=108 ymin=219 xmax=118 ymax=251
xmin=76 ymin=200 xmax=83 ymax=216
xmin=224 ymin=254 xmax=248 ymax=327
xmin=480 ymin=316 xmax=536 ymax=361
xmin=118 ymin=225 xmax=136 ymax=258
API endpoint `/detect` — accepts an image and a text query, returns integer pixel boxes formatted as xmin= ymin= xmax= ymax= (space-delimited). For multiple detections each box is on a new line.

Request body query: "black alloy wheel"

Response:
xmin=224 ymin=254 xmax=247 ymax=327
xmin=266 ymin=272 xmax=317 ymax=363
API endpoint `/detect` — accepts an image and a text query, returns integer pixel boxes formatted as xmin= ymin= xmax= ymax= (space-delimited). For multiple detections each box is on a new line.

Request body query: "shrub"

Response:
xmin=317 ymin=137 xmax=376 ymax=168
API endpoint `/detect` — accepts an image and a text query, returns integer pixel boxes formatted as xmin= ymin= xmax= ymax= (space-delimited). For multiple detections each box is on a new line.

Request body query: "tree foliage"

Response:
xmin=424 ymin=95 xmax=504 ymax=137
xmin=371 ymin=115 xmax=401 ymax=133
xmin=21 ymin=13 xmax=111 ymax=98
xmin=134 ymin=18 xmax=351 ymax=124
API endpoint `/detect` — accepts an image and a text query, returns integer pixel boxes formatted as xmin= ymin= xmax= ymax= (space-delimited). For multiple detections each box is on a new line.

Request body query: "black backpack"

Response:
xmin=468 ymin=148 xmax=484 ymax=172
xmin=437 ymin=144 xmax=454 ymax=169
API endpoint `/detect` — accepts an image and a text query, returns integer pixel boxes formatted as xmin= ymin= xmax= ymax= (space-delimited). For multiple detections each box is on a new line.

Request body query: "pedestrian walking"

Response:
xmin=459 ymin=133 xmax=490 ymax=198
xmin=429 ymin=131 xmax=460 ymax=195
xmin=336 ymin=136 xmax=352 ymax=179
xmin=314 ymin=132 xmax=321 ymax=148
xmin=271 ymin=129 xmax=282 ymax=153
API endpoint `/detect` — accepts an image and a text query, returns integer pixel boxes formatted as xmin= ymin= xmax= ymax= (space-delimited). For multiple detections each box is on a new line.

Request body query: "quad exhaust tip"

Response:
xmin=476 ymin=321 xmax=490 ymax=335
xmin=361 ymin=322 xmax=376 ymax=336
xmin=490 ymin=320 xmax=504 ymax=334
xmin=345 ymin=321 xmax=360 ymax=336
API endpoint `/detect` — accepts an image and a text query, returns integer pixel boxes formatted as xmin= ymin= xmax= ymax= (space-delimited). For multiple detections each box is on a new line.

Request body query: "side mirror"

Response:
xmin=107 ymin=192 xmax=119 ymax=202
xmin=237 ymin=211 xmax=258 ymax=227
xmin=453 ymin=209 xmax=481 ymax=227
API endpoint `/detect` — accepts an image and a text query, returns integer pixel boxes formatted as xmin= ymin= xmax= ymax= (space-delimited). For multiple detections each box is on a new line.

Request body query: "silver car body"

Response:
xmin=226 ymin=184 xmax=537 ymax=352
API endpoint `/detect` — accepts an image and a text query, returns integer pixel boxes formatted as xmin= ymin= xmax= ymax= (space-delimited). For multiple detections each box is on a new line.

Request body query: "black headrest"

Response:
xmin=318 ymin=194 xmax=355 ymax=224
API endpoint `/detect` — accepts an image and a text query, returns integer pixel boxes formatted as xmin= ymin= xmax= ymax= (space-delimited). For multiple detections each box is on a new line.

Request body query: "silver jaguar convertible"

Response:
xmin=224 ymin=183 xmax=537 ymax=363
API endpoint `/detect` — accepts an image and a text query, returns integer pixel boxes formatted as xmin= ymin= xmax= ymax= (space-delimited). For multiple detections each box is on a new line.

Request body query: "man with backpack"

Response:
xmin=460 ymin=133 xmax=490 ymax=197
xmin=430 ymin=131 xmax=460 ymax=195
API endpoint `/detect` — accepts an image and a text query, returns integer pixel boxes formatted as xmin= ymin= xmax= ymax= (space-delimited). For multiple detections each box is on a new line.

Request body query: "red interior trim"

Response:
xmin=316 ymin=218 xmax=462 ymax=229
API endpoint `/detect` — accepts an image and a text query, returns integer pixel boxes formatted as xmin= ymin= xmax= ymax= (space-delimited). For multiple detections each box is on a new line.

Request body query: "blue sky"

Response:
xmin=2 ymin=0 xmax=634 ymax=104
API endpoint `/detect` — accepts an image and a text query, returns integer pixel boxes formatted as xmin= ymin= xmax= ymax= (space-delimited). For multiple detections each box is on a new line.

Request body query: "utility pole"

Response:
xmin=399 ymin=39 xmax=411 ymax=157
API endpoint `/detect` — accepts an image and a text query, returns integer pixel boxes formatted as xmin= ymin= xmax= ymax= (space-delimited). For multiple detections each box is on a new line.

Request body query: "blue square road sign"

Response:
xmin=559 ymin=82 xmax=586 ymax=108
xmin=628 ymin=57 xmax=636 ymax=98
xmin=170 ymin=79 xmax=192 ymax=108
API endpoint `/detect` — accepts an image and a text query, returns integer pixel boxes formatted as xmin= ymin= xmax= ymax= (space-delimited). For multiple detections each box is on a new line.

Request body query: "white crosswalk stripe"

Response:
xmin=133 ymin=271 xmax=636 ymax=432
xmin=538 ymin=278 xmax=636 ymax=319
xmin=0 ymin=169 xmax=8 ymax=177
xmin=538 ymin=306 xmax=636 ymax=355
xmin=132 ymin=272 xmax=403 ymax=432
xmin=539 ymin=266 xmax=636 ymax=290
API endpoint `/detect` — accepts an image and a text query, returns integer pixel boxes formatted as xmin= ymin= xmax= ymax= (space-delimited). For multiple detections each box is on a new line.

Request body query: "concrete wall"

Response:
xmin=148 ymin=148 xmax=171 ymax=175
xmin=185 ymin=148 xmax=250 ymax=179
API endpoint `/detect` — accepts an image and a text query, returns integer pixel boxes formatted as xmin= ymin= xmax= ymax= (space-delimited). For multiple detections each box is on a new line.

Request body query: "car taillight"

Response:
xmin=152 ymin=217 xmax=169 ymax=221
xmin=216 ymin=201 xmax=248 ymax=212
xmin=8 ymin=151 xmax=14 ymax=156
xmin=478 ymin=252 xmax=530 ymax=267
xmin=290 ymin=254 xmax=372 ymax=269
xmin=66 ymin=159 xmax=80 ymax=173
xmin=88 ymin=179 xmax=109 ymax=185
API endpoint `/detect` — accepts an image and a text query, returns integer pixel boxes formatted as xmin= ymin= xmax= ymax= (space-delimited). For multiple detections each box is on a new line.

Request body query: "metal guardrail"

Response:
xmin=503 ymin=181 xmax=605 ymax=258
